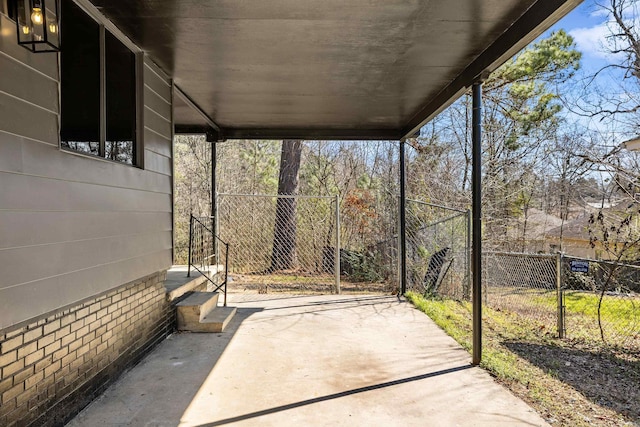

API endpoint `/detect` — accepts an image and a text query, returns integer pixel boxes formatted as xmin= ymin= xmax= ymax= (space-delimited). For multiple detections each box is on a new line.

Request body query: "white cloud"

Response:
xmin=588 ymin=8 xmax=610 ymax=18
xmin=569 ymin=25 xmax=612 ymax=59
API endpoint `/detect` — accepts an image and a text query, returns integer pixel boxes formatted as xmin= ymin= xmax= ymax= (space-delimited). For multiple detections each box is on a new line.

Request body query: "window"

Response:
xmin=60 ymin=0 xmax=139 ymax=166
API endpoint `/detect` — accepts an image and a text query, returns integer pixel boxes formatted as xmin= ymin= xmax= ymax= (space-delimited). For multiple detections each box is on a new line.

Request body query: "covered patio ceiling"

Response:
xmin=90 ymin=0 xmax=582 ymax=141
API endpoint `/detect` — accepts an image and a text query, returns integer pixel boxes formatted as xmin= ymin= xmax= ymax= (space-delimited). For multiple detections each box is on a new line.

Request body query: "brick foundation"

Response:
xmin=0 ymin=271 xmax=174 ymax=427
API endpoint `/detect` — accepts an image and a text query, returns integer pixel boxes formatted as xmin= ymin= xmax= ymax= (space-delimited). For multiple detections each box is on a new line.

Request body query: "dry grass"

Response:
xmin=226 ymin=272 xmax=396 ymax=295
xmin=406 ymin=292 xmax=640 ymax=427
xmin=486 ymin=286 xmax=640 ymax=353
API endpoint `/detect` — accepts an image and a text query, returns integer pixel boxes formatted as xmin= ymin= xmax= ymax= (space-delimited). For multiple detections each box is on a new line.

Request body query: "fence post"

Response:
xmin=187 ymin=214 xmax=193 ymax=277
xmin=224 ymin=242 xmax=229 ymax=307
xmin=466 ymin=209 xmax=472 ymax=300
xmin=399 ymin=140 xmax=407 ymax=295
xmin=397 ymin=196 xmax=402 ymax=291
xmin=556 ymin=252 xmax=565 ymax=339
xmin=334 ymin=194 xmax=341 ymax=295
xmin=214 ymin=192 xmax=219 ymax=267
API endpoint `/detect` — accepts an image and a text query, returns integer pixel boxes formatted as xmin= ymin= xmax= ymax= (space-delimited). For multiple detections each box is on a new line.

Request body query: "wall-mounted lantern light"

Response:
xmin=13 ymin=0 xmax=60 ymax=52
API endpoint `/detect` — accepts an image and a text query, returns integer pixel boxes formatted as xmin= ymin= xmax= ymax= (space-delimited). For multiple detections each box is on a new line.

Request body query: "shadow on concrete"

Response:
xmin=237 ymin=297 xmax=403 ymax=328
xmin=227 ymin=293 xmax=320 ymax=303
xmin=67 ymin=307 xmax=262 ymax=426
xmin=69 ymin=295 xmax=548 ymax=427
xmin=227 ymin=293 xmax=399 ymax=304
xmin=257 ymin=295 xmax=399 ymax=311
xmin=194 ymin=365 xmax=472 ymax=426
xmin=503 ymin=341 xmax=640 ymax=422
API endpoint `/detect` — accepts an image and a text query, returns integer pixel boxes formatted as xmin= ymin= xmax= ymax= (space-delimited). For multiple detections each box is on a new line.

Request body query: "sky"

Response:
xmin=551 ymin=0 xmax=613 ymax=75
xmin=542 ymin=0 xmax=640 ymax=142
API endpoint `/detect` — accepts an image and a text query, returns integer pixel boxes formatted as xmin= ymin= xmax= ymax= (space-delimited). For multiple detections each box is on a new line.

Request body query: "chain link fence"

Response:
xmin=562 ymin=256 xmax=640 ymax=351
xmin=482 ymin=252 xmax=640 ymax=352
xmin=482 ymin=252 xmax=560 ymax=333
xmin=216 ymin=193 xmax=340 ymax=293
xmin=405 ymin=199 xmax=470 ymax=300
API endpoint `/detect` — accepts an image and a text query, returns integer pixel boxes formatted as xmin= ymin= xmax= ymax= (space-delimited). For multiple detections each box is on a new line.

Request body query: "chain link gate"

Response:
xmin=482 ymin=252 xmax=561 ymax=333
xmin=404 ymin=199 xmax=470 ymax=299
xmin=216 ymin=193 xmax=340 ymax=293
xmin=562 ymin=256 xmax=640 ymax=351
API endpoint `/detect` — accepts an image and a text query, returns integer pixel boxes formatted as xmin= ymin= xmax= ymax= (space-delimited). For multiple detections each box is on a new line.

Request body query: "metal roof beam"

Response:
xmin=173 ymin=85 xmax=222 ymax=133
xmin=222 ymin=128 xmax=401 ymax=141
xmin=400 ymin=0 xmax=583 ymax=140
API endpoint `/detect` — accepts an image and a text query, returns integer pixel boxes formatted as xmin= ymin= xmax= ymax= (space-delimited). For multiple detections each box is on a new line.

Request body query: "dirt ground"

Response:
xmin=226 ymin=272 xmax=397 ymax=295
xmin=483 ymin=308 xmax=640 ymax=427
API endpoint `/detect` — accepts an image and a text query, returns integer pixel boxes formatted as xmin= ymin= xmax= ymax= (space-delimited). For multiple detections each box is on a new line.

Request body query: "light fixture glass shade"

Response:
xmin=15 ymin=0 xmax=60 ymax=52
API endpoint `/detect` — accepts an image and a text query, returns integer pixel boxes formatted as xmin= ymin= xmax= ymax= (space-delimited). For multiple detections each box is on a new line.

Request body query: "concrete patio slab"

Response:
xmin=66 ymin=294 xmax=549 ymax=427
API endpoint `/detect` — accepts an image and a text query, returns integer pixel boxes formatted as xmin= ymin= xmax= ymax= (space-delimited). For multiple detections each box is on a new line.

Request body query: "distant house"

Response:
xmin=545 ymin=201 xmax=640 ymax=260
xmin=545 ymin=213 xmax=598 ymax=258
xmin=514 ymin=208 xmax=564 ymax=253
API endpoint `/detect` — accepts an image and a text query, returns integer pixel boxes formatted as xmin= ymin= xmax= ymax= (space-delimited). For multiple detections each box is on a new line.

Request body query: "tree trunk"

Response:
xmin=270 ymin=140 xmax=303 ymax=271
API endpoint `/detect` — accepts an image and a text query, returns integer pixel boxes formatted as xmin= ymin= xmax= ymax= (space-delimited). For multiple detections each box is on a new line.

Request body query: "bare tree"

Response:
xmin=588 ymin=198 xmax=640 ymax=342
xmin=173 ymin=134 xmax=212 ymax=263
xmin=270 ymin=140 xmax=303 ymax=271
xmin=564 ymin=0 xmax=640 ymax=134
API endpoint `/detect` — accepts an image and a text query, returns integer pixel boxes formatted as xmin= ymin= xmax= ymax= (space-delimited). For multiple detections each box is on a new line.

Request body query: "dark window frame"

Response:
xmin=59 ymin=0 xmax=144 ymax=168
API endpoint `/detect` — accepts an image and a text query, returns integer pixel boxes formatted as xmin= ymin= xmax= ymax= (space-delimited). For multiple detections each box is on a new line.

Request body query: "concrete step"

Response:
xmin=185 ymin=307 xmax=237 ymax=333
xmin=175 ymin=292 xmax=236 ymax=333
xmin=164 ymin=265 xmax=225 ymax=301
xmin=164 ymin=268 xmax=207 ymax=302
xmin=176 ymin=292 xmax=220 ymax=325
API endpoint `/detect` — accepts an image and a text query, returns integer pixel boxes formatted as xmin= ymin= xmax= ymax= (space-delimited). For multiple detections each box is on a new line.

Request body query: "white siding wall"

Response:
xmin=0 ymin=13 xmax=174 ymax=330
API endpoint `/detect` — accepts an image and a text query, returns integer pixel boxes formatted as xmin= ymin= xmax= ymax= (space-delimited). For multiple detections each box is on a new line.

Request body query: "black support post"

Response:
xmin=472 ymin=82 xmax=483 ymax=366
xmin=206 ymin=129 xmax=218 ymax=270
xmin=399 ymin=140 xmax=407 ymax=295
xmin=211 ymin=140 xmax=217 ymax=221
xmin=205 ymin=128 xmax=217 ymax=223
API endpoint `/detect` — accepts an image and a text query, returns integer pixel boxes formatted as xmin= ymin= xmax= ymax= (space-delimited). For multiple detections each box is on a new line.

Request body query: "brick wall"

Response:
xmin=0 ymin=271 xmax=174 ymax=427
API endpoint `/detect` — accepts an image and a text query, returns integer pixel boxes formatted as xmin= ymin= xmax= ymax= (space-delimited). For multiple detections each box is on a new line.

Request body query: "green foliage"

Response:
xmin=342 ymin=250 xmax=384 ymax=283
xmin=566 ymin=291 xmax=638 ymax=322
xmin=511 ymin=190 xmax=531 ymax=217
xmin=404 ymin=292 xmax=604 ymax=427
xmin=493 ymin=30 xmax=581 ymax=83
xmin=238 ymin=140 xmax=280 ymax=193
xmin=488 ymin=30 xmax=581 ymax=142
xmin=416 ymin=245 xmax=430 ymax=260
xmin=468 ymin=30 xmax=582 ymax=247
xmin=299 ymin=147 xmax=341 ymax=196
xmin=533 ymin=290 xmax=638 ymax=323
xmin=356 ymin=173 xmax=380 ymax=190
xmin=405 ymin=292 xmax=473 ymax=351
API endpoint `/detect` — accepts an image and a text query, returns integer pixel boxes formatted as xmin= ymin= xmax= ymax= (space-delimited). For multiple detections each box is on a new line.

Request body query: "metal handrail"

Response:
xmin=187 ymin=214 xmax=230 ymax=306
